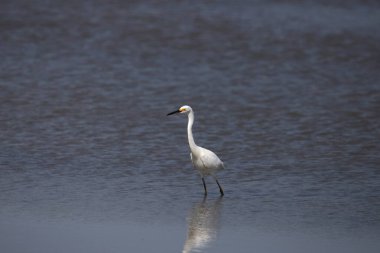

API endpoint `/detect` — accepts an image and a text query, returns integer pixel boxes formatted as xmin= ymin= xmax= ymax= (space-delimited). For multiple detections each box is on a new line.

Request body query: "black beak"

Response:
xmin=167 ymin=110 xmax=180 ymax=116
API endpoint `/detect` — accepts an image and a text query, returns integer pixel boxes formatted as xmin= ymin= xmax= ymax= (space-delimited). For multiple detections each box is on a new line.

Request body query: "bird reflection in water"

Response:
xmin=182 ymin=197 xmax=223 ymax=253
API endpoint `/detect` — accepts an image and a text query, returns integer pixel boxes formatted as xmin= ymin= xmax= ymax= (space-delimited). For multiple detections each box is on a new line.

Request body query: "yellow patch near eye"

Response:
xmin=179 ymin=107 xmax=185 ymax=112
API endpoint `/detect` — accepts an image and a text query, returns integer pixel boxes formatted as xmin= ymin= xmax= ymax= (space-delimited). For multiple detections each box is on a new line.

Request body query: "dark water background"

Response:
xmin=1 ymin=0 xmax=380 ymax=252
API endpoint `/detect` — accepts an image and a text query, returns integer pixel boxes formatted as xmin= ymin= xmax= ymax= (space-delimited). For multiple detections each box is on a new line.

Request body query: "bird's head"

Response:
xmin=167 ymin=105 xmax=192 ymax=116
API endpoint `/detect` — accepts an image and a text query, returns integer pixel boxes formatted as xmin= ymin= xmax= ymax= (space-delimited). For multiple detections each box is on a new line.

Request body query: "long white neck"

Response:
xmin=187 ymin=110 xmax=199 ymax=153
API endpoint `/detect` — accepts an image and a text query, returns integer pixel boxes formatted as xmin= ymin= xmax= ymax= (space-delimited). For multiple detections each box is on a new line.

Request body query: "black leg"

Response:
xmin=216 ymin=179 xmax=224 ymax=196
xmin=202 ymin=177 xmax=207 ymax=196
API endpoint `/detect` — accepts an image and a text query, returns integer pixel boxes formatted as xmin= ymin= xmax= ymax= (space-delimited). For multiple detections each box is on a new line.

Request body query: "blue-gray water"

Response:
xmin=1 ymin=0 xmax=380 ymax=252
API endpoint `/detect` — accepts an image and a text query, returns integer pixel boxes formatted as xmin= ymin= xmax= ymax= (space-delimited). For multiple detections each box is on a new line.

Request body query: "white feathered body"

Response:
xmin=190 ymin=147 xmax=224 ymax=177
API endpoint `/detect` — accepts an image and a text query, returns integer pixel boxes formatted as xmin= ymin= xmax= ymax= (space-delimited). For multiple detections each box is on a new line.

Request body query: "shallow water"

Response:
xmin=1 ymin=0 xmax=380 ymax=252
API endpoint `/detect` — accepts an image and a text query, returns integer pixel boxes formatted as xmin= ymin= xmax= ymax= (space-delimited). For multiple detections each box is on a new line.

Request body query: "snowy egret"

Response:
xmin=167 ymin=105 xmax=225 ymax=196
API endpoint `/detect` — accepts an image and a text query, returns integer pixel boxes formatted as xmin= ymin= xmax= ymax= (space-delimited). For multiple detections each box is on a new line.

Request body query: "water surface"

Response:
xmin=1 ymin=0 xmax=380 ymax=252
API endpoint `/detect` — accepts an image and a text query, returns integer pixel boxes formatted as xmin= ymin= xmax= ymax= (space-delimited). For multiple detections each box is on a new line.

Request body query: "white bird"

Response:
xmin=167 ymin=105 xmax=225 ymax=196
